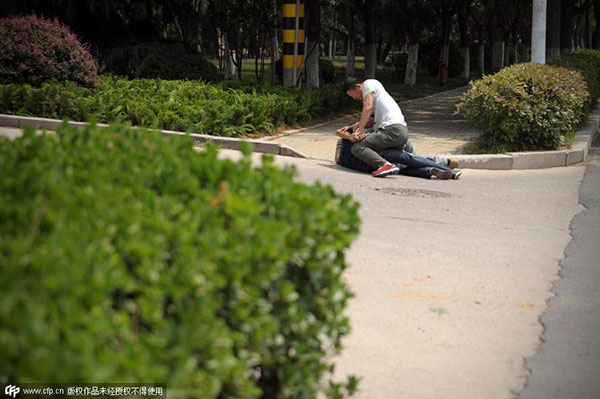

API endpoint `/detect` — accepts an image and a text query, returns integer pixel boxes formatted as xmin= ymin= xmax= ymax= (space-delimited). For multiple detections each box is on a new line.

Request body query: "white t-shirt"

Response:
xmin=362 ymin=79 xmax=407 ymax=130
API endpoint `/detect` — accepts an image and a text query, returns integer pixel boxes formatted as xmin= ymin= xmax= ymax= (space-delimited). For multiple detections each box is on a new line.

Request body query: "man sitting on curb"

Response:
xmin=335 ymin=128 xmax=463 ymax=179
xmin=343 ymin=76 xmax=412 ymax=177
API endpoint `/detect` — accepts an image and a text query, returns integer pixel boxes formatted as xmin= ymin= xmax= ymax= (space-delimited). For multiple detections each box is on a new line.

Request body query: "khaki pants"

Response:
xmin=351 ymin=124 xmax=409 ymax=168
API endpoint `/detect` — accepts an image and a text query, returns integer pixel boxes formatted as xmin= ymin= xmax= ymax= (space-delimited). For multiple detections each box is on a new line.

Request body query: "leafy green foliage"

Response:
xmin=550 ymin=49 xmax=600 ymax=110
xmin=104 ymin=41 xmax=222 ymax=82
xmin=0 ymin=77 xmax=357 ymax=137
xmin=457 ymin=63 xmax=589 ymax=152
xmin=0 ymin=124 xmax=360 ymax=398
xmin=0 ymin=15 xmax=101 ymax=88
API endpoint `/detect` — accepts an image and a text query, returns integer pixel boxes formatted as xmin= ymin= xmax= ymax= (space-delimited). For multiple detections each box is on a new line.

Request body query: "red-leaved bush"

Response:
xmin=0 ymin=15 xmax=101 ymax=88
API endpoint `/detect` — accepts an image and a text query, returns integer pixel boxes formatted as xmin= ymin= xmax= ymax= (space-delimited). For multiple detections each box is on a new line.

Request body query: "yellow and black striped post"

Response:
xmin=282 ymin=0 xmax=304 ymax=87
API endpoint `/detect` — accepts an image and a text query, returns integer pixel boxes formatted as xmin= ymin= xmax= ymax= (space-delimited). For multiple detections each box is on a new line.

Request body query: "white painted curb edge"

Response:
xmin=1 ymin=106 xmax=598 ymax=169
xmin=0 ymin=114 xmax=309 ymax=159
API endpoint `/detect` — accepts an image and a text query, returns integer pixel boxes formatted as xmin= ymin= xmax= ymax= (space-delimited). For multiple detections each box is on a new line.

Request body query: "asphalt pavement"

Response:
xmin=3 ymin=120 xmax=598 ymax=398
xmin=517 ymin=151 xmax=600 ymax=399
xmin=218 ymin=148 xmax=597 ymax=399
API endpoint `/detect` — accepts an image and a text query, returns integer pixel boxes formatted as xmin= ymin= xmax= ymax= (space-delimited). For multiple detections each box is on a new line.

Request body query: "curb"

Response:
xmin=448 ymin=105 xmax=600 ymax=170
xmin=0 ymin=114 xmax=308 ymax=159
xmin=2 ymin=105 xmax=598 ymax=169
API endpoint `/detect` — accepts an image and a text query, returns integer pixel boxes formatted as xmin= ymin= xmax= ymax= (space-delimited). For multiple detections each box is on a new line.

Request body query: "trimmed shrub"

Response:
xmin=0 ymin=124 xmax=360 ymax=399
xmin=0 ymin=15 xmax=101 ymax=88
xmin=104 ymin=41 xmax=222 ymax=82
xmin=0 ymin=77 xmax=357 ymax=136
xmin=550 ymin=49 xmax=600 ymax=109
xmin=457 ymin=63 xmax=589 ymax=152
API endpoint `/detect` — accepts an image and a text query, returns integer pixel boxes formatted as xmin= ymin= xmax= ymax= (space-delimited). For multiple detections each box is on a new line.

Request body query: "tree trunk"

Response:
xmin=547 ymin=0 xmax=561 ymax=59
xmin=586 ymin=6 xmax=593 ymax=48
xmin=488 ymin=33 xmax=495 ymax=71
xmin=477 ymin=44 xmax=485 ymax=75
xmin=461 ymin=47 xmax=470 ymax=78
xmin=306 ymin=0 xmax=321 ymax=89
xmin=364 ymin=43 xmax=377 ymax=78
xmin=440 ymin=17 xmax=451 ymax=78
xmin=270 ymin=35 xmax=278 ymax=84
xmin=522 ymin=45 xmax=531 ymax=62
xmin=328 ymin=31 xmax=334 ymax=58
xmin=376 ymin=35 xmax=384 ymax=62
xmin=560 ymin=0 xmax=575 ymax=52
xmin=404 ymin=43 xmax=418 ymax=85
xmin=504 ymin=37 xmax=510 ymax=66
xmin=443 ymin=43 xmax=450 ymax=69
xmin=457 ymin=0 xmax=470 ymax=79
xmin=362 ymin=0 xmax=377 ymax=78
xmin=270 ymin=0 xmax=278 ymax=84
xmin=521 ymin=21 xmax=532 ymax=62
xmin=225 ymin=34 xmax=236 ymax=79
xmin=236 ymin=53 xmax=243 ymax=80
xmin=477 ymin=25 xmax=485 ymax=76
xmin=594 ymin=0 xmax=600 ymax=49
xmin=492 ymin=41 xmax=504 ymax=69
xmin=306 ymin=40 xmax=320 ymax=88
xmin=346 ymin=39 xmax=355 ymax=76
xmin=380 ymin=41 xmax=392 ymax=63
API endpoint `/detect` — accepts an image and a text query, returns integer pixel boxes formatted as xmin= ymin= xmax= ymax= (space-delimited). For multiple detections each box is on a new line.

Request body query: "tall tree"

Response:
xmin=361 ymin=0 xmax=377 ymax=78
xmin=593 ymin=0 xmax=600 ymax=49
xmin=430 ymin=0 xmax=460 ymax=77
xmin=306 ymin=0 xmax=321 ymax=88
xmin=346 ymin=9 xmax=356 ymax=76
xmin=561 ymin=0 xmax=576 ymax=52
xmin=547 ymin=0 xmax=562 ymax=58
xmin=457 ymin=0 xmax=472 ymax=78
xmin=396 ymin=0 xmax=429 ymax=85
xmin=470 ymin=0 xmax=494 ymax=76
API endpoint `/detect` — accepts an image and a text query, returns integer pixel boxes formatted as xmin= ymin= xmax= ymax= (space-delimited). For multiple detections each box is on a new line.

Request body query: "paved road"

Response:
xmin=4 ymin=125 xmax=597 ymax=398
xmin=517 ymin=151 xmax=600 ymax=399
xmin=271 ymin=87 xmax=479 ymax=160
xmin=219 ymin=148 xmax=593 ymax=399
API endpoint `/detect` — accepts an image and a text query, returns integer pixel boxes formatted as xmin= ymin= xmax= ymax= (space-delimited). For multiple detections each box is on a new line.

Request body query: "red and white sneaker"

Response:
xmin=372 ymin=163 xmax=400 ymax=177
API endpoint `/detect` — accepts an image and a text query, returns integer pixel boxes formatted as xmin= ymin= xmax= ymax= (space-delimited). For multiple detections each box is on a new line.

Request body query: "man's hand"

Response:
xmin=336 ymin=127 xmax=353 ymax=140
xmin=339 ymin=123 xmax=358 ymax=133
xmin=350 ymin=128 xmax=367 ymax=142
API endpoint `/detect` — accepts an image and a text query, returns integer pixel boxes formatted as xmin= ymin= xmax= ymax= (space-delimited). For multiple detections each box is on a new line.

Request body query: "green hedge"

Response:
xmin=457 ymin=63 xmax=589 ymax=152
xmin=0 ymin=77 xmax=357 ymax=137
xmin=0 ymin=124 xmax=360 ymax=398
xmin=550 ymin=49 xmax=600 ymax=109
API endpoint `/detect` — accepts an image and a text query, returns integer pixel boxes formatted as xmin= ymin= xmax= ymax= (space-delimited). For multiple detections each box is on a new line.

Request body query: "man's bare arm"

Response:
xmin=345 ymin=117 xmax=373 ymax=131
xmin=336 ymin=128 xmax=353 ymax=140
xmin=357 ymin=93 xmax=374 ymax=132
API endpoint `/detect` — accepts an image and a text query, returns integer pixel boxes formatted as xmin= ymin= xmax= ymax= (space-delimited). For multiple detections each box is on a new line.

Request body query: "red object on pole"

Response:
xmin=439 ymin=55 xmax=447 ymax=85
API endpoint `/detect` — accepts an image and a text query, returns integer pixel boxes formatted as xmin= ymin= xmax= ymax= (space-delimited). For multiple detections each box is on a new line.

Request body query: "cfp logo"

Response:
xmin=4 ymin=385 xmax=20 ymax=398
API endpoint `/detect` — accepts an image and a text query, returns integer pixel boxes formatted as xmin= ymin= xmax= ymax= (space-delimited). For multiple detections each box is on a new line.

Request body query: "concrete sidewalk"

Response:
xmin=269 ymin=87 xmax=478 ymax=160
